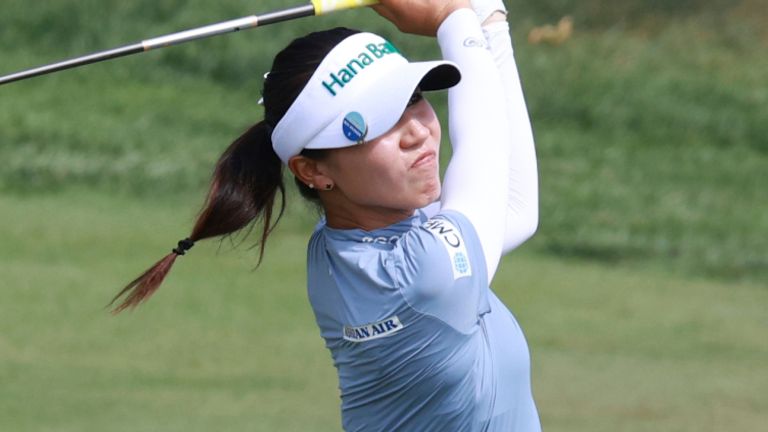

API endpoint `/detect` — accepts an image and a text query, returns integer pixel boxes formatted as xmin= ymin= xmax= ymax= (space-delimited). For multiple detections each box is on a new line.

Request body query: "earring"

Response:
xmin=308 ymin=183 xmax=315 ymax=189
xmin=324 ymin=183 xmax=334 ymax=191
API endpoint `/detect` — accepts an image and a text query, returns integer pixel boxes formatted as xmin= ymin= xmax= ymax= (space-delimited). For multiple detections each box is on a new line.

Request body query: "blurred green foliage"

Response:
xmin=0 ymin=0 xmax=765 ymax=281
xmin=513 ymin=0 xmax=736 ymax=27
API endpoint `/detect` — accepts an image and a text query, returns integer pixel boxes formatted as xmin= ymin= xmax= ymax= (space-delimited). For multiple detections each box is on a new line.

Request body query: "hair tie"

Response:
xmin=172 ymin=238 xmax=195 ymax=256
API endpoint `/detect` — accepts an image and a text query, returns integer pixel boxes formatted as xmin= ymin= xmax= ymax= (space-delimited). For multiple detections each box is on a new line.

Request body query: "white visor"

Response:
xmin=271 ymin=32 xmax=461 ymax=164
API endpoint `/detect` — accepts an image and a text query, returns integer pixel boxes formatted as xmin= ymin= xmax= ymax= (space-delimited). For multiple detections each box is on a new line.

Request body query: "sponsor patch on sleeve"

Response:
xmin=423 ymin=217 xmax=473 ymax=280
xmin=343 ymin=316 xmax=404 ymax=343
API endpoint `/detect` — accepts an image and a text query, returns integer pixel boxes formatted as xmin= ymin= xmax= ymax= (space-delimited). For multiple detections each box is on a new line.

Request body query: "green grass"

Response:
xmin=0 ymin=191 xmax=765 ymax=431
xmin=0 ymin=1 xmax=767 ymax=429
xmin=0 ymin=191 xmax=338 ymax=431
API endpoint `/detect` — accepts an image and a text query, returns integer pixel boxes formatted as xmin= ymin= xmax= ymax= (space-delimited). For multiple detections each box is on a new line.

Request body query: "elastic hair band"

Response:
xmin=172 ymin=238 xmax=195 ymax=256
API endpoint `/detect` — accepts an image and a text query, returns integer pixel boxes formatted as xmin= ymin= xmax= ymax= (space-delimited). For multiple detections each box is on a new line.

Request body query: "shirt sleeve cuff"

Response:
xmin=437 ymin=8 xmax=485 ymax=51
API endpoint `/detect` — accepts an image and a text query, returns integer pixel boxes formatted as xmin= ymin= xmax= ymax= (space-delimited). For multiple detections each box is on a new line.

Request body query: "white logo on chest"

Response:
xmin=423 ymin=218 xmax=473 ymax=280
xmin=361 ymin=235 xmax=400 ymax=244
xmin=343 ymin=316 xmax=404 ymax=343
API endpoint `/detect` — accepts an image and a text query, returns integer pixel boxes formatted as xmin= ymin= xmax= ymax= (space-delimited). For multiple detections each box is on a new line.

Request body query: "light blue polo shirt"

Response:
xmin=307 ymin=210 xmax=540 ymax=432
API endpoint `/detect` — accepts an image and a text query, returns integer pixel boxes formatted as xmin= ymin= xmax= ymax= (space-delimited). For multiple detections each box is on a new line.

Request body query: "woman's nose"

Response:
xmin=399 ymin=118 xmax=430 ymax=149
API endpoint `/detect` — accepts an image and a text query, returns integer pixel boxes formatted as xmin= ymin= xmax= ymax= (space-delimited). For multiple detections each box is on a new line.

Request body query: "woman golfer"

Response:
xmin=113 ymin=0 xmax=540 ymax=429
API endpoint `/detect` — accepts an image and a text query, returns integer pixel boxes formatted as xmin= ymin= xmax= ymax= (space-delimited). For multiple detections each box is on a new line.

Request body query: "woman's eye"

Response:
xmin=407 ymin=89 xmax=423 ymax=107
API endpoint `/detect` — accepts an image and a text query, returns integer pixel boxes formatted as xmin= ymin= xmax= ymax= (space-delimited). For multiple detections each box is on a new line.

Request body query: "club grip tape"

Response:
xmin=312 ymin=0 xmax=379 ymax=15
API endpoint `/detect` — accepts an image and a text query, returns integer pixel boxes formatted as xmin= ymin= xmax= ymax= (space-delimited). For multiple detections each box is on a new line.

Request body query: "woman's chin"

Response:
xmin=418 ymin=181 xmax=442 ymax=207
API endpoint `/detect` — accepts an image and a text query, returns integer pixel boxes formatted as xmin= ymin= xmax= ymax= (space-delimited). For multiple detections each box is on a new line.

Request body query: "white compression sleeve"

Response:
xmin=437 ymin=9 xmax=512 ymax=281
xmin=483 ymin=20 xmax=540 ymax=254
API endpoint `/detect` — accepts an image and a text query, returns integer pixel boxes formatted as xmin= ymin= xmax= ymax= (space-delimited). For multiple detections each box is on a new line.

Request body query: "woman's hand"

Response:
xmin=372 ymin=0 xmax=471 ymax=36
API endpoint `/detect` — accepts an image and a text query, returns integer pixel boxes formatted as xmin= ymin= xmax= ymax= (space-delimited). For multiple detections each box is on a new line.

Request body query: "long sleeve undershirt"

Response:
xmin=437 ymin=9 xmax=512 ymax=281
xmin=484 ymin=20 xmax=539 ymax=253
xmin=433 ymin=9 xmax=539 ymax=281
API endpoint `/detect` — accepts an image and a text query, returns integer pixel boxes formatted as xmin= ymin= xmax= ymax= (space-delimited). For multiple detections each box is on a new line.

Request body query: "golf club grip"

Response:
xmin=0 ymin=1 xmax=379 ymax=86
xmin=312 ymin=0 xmax=379 ymax=15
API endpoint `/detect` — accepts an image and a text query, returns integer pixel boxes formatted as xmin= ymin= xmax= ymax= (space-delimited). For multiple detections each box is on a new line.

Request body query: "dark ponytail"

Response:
xmin=110 ymin=122 xmax=283 ymax=313
xmin=110 ymin=27 xmax=360 ymax=313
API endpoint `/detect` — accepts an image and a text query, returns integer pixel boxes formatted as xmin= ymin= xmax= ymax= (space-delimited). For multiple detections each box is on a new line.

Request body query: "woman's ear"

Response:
xmin=288 ymin=155 xmax=332 ymax=190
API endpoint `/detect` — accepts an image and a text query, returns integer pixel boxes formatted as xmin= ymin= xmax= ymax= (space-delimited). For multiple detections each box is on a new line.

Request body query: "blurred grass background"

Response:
xmin=0 ymin=0 xmax=766 ymax=430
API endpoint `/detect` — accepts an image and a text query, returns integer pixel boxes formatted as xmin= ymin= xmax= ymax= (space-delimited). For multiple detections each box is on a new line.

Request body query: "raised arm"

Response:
xmin=437 ymin=10 xmax=512 ymax=280
xmin=475 ymin=2 xmax=540 ymax=253
xmin=374 ymin=0 xmax=513 ymax=281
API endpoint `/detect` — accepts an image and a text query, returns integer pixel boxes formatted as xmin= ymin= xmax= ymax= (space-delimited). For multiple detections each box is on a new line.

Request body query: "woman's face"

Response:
xmin=318 ymin=93 xmax=442 ymax=228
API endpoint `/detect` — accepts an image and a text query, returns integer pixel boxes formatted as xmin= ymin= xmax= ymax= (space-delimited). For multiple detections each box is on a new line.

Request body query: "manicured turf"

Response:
xmin=1 ymin=1 xmax=765 ymax=430
xmin=0 ymin=192 xmax=765 ymax=431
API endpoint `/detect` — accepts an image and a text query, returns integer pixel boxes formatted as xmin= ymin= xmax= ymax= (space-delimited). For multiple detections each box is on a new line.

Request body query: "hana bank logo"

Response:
xmin=321 ymin=41 xmax=400 ymax=96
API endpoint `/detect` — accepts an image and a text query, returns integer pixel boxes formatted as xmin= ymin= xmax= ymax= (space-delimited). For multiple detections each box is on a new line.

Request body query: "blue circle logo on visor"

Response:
xmin=342 ymin=112 xmax=367 ymax=143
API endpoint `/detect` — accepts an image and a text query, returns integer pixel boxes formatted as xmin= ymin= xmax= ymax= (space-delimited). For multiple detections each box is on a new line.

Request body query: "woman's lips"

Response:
xmin=412 ymin=150 xmax=436 ymax=169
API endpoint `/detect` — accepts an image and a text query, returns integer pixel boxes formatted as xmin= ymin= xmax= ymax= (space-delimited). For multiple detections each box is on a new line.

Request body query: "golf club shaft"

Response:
xmin=0 ymin=0 xmax=378 ymax=86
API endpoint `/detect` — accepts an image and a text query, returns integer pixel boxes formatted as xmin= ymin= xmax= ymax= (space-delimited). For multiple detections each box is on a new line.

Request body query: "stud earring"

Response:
xmin=308 ymin=183 xmax=315 ymax=189
xmin=325 ymin=183 xmax=334 ymax=191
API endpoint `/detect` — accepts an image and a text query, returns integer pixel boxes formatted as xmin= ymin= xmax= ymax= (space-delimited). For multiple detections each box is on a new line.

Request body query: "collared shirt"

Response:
xmin=307 ymin=210 xmax=540 ymax=431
